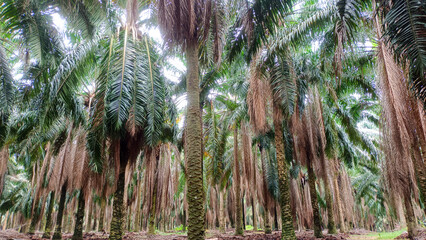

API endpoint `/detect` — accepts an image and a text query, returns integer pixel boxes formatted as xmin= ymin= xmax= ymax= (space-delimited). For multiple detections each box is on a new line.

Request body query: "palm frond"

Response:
xmin=382 ymin=0 xmax=426 ymax=104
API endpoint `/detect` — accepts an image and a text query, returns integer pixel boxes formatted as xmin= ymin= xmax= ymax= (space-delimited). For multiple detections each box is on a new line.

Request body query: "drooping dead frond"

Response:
xmin=0 ymin=146 xmax=9 ymax=197
xmin=241 ymin=121 xmax=253 ymax=188
xmin=333 ymin=23 xmax=345 ymax=85
xmin=33 ymin=143 xmax=52 ymax=210
xmin=247 ymin=55 xmax=271 ymax=134
xmin=377 ymin=32 xmax=417 ymax=199
xmin=157 ymin=0 xmax=211 ymax=48
xmin=48 ymin=123 xmax=74 ymax=193
xmin=71 ymin=127 xmax=90 ymax=191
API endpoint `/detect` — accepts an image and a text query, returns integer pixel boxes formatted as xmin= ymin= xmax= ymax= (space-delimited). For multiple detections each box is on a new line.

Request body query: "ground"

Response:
xmin=0 ymin=228 xmax=424 ymax=240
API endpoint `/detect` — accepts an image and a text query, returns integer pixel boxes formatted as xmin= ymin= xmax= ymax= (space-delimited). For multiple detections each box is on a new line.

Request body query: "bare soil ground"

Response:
xmin=0 ymin=228 xmax=421 ymax=240
xmin=0 ymin=229 xmax=348 ymax=240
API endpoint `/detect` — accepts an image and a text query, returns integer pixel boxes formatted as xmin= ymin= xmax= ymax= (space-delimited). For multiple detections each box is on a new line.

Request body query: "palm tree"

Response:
xmin=156 ymin=1 xmax=216 ymax=238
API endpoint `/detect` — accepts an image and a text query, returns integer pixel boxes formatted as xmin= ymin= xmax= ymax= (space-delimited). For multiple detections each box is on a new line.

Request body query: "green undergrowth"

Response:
xmin=366 ymin=228 xmax=406 ymax=239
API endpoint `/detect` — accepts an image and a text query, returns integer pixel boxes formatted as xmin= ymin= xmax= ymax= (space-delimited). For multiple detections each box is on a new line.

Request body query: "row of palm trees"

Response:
xmin=0 ymin=0 xmax=425 ymax=240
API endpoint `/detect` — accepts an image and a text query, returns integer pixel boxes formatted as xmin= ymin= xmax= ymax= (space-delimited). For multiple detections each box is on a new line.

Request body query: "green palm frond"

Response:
xmin=336 ymin=0 xmax=364 ymax=42
xmin=0 ymin=44 xmax=14 ymax=115
xmin=227 ymin=0 xmax=294 ymax=62
xmin=334 ymin=105 xmax=378 ymax=162
xmin=0 ymin=0 xmax=63 ymax=66
xmin=269 ymin=55 xmax=297 ymax=116
xmin=269 ymin=4 xmax=336 ymax=55
xmin=49 ymin=36 xmax=100 ymax=104
xmin=382 ymin=0 xmax=426 ymax=104
xmin=55 ymin=0 xmax=110 ymax=39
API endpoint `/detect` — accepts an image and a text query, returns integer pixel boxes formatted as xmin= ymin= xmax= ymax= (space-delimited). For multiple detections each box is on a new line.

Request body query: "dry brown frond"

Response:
xmin=0 ymin=146 xmax=9 ymax=197
xmin=158 ymin=0 xmax=209 ymax=48
xmin=33 ymin=143 xmax=52 ymax=210
xmin=247 ymin=55 xmax=271 ymax=135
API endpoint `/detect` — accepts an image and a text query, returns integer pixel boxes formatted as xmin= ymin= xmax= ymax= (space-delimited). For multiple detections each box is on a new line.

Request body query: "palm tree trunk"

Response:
xmin=42 ymin=191 xmax=55 ymax=238
xmin=273 ymin=103 xmax=296 ymax=240
xmin=182 ymin=209 xmax=187 ymax=232
xmin=260 ymin=146 xmax=272 ymax=234
xmin=53 ymin=182 xmax=68 ymax=240
xmin=273 ymin=204 xmax=278 ymax=231
xmin=307 ymin=158 xmax=323 ymax=238
xmin=92 ymin=204 xmax=97 ymax=231
xmin=251 ymin=197 xmax=257 ymax=231
xmin=98 ymin=197 xmax=106 ymax=232
xmin=85 ymin=200 xmax=93 ymax=232
xmin=234 ymin=126 xmax=243 ymax=236
xmin=252 ymin=150 xmax=258 ymax=232
xmin=333 ymin=159 xmax=346 ymax=233
xmin=403 ymin=194 xmax=418 ymax=238
xmin=219 ymin=189 xmax=225 ymax=233
xmin=242 ymin=195 xmax=246 ymax=230
xmin=2 ymin=211 xmax=8 ymax=230
xmin=109 ymin=169 xmax=126 ymax=240
xmin=134 ymin=179 xmax=142 ymax=232
xmin=185 ymin=40 xmax=204 ymax=240
xmin=148 ymin=177 xmax=158 ymax=234
xmin=29 ymin=199 xmax=41 ymax=234
xmin=324 ymin=181 xmax=336 ymax=234
xmin=72 ymin=190 xmax=85 ymax=240
xmin=149 ymin=149 xmax=160 ymax=235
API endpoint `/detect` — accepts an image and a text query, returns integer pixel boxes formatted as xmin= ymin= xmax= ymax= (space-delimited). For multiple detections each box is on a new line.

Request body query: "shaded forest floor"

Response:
xmin=0 ymin=228 xmax=424 ymax=240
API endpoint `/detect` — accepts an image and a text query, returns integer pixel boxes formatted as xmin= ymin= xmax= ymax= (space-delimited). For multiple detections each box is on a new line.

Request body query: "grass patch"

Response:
xmin=366 ymin=228 xmax=406 ymax=239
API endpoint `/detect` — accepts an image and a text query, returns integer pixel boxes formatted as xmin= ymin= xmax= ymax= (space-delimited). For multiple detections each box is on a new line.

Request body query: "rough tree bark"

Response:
xmin=403 ymin=195 xmax=418 ymax=238
xmin=148 ymin=150 xmax=160 ymax=235
xmin=273 ymin=103 xmax=296 ymax=240
xmin=52 ymin=181 xmax=68 ymax=240
xmin=42 ymin=191 xmax=55 ymax=238
xmin=260 ymin=146 xmax=272 ymax=234
xmin=234 ymin=126 xmax=243 ymax=236
xmin=109 ymin=169 xmax=126 ymax=240
xmin=185 ymin=40 xmax=205 ymax=240
xmin=219 ymin=189 xmax=225 ymax=233
xmin=307 ymin=157 xmax=323 ymax=238
xmin=72 ymin=190 xmax=85 ymax=240
xmin=98 ymin=197 xmax=106 ymax=232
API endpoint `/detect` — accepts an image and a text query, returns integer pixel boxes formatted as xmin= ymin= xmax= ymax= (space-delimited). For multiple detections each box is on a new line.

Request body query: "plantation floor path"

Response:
xmin=0 ymin=229 xmax=423 ymax=240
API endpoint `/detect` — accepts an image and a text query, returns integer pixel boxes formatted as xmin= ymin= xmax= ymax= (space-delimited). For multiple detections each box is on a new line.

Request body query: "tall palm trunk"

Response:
xmin=185 ymin=41 xmax=204 ymax=240
xmin=29 ymin=199 xmax=41 ymax=234
xmin=85 ymin=199 xmax=93 ymax=232
xmin=307 ymin=157 xmax=323 ymax=238
xmin=219 ymin=189 xmax=225 ymax=233
xmin=52 ymin=181 xmax=68 ymax=240
xmin=252 ymin=149 xmax=257 ymax=231
xmin=148 ymin=151 xmax=160 ymax=235
xmin=134 ymin=178 xmax=142 ymax=232
xmin=42 ymin=191 xmax=55 ymax=238
xmin=72 ymin=190 xmax=85 ymax=240
xmin=234 ymin=126 xmax=243 ymax=236
xmin=320 ymin=150 xmax=336 ymax=234
xmin=98 ymin=197 xmax=106 ymax=232
xmin=260 ymin=146 xmax=272 ymax=234
xmin=109 ymin=168 xmax=126 ymax=240
xmin=2 ymin=211 xmax=8 ymax=230
xmin=332 ymin=159 xmax=346 ymax=233
xmin=273 ymin=103 xmax=296 ymax=240
xmin=403 ymin=194 xmax=418 ymax=238
xmin=251 ymin=197 xmax=257 ymax=231
xmin=324 ymin=181 xmax=336 ymax=234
